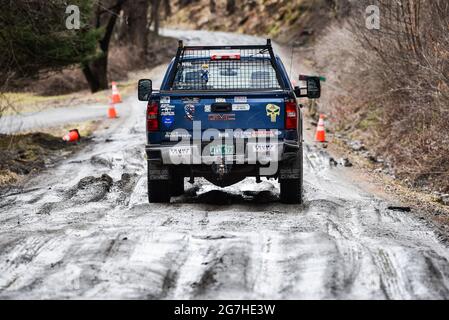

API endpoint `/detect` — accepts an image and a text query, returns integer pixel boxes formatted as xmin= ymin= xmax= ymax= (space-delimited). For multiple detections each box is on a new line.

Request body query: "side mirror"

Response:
xmin=138 ymin=79 xmax=152 ymax=101
xmin=295 ymin=75 xmax=321 ymax=99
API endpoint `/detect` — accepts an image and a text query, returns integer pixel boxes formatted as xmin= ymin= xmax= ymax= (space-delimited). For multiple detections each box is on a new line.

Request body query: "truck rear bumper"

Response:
xmin=146 ymin=141 xmax=299 ymax=165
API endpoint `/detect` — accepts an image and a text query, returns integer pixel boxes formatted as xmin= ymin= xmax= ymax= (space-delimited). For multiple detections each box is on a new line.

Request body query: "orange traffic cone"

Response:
xmin=108 ymin=101 xmax=118 ymax=119
xmin=62 ymin=129 xmax=80 ymax=143
xmin=111 ymin=81 xmax=122 ymax=104
xmin=315 ymin=114 xmax=326 ymax=143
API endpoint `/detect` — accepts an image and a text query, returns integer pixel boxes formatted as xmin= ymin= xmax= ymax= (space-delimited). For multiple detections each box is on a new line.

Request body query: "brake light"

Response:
xmin=285 ymin=100 xmax=298 ymax=129
xmin=147 ymin=101 xmax=159 ymax=132
xmin=210 ymin=50 xmax=241 ymax=60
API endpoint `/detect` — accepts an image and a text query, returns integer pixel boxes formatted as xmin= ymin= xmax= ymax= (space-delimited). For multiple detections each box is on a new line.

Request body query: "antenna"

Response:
xmin=267 ymin=39 xmax=272 ymax=46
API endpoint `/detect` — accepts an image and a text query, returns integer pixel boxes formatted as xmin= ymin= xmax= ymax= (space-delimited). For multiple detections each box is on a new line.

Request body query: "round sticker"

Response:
xmin=162 ymin=115 xmax=174 ymax=128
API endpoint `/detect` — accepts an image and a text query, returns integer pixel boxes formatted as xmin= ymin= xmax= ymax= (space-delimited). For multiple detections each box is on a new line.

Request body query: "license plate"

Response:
xmin=252 ymin=144 xmax=276 ymax=152
xmin=210 ymin=144 xmax=234 ymax=156
xmin=169 ymin=146 xmax=192 ymax=156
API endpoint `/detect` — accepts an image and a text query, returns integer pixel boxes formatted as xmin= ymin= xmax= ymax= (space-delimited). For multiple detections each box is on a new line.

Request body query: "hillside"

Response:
xmin=166 ymin=0 xmax=345 ymax=44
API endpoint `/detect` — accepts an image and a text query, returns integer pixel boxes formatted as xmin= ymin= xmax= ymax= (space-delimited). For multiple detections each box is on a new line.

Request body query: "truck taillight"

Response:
xmin=147 ymin=101 xmax=159 ymax=132
xmin=285 ymin=100 xmax=298 ymax=130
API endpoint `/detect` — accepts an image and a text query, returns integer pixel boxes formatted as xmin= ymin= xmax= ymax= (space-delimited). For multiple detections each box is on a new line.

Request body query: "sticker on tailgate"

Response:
xmin=160 ymin=105 xmax=175 ymax=116
xmin=234 ymin=96 xmax=247 ymax=103
xmin=232 ymin=104 xmax=250 ymax=111
xmin=162 ymin=116 xmax=174 ymax=128
xmin=208 ymin=114 xmax=236 ymax=121
xmin=266 ymin=104 xmax=280 ymax=122
xmin=184 ymin=104 xmax=195 ymax=121
xmin=182 ymin=97 xmax=200 ymax=104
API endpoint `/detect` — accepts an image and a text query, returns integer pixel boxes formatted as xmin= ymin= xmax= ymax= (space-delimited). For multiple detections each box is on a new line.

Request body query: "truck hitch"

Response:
xmin=212 ymin=161 xmax=232 ymax=180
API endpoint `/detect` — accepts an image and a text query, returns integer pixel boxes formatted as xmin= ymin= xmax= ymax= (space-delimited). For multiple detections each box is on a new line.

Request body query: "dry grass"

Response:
xmin=313 ymin=1 xmax=449 ymax=193
xmin=0 ymin=119 xmax=98 ymax=188
xmin=1 ymin=91 xmax=103 ymax=115
xmin=0 ymin=170 xmax=20 ymax=186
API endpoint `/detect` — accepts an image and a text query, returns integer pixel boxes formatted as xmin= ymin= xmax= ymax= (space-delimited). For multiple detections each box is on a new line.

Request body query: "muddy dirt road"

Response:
xmin=1 ymin=30 xmax=449 ymax=300
xmin=0 ymin=102 xmax=106 ymax=134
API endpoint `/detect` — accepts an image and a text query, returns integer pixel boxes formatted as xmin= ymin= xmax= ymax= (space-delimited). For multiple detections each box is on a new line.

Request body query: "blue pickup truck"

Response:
xmin=138 ymin=40 xmax=321 ymax=204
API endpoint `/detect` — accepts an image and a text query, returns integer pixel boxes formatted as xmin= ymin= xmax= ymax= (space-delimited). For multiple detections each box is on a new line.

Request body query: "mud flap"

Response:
xmin=148 ymin=162 xmax=170 ymax=180
xmin=279 ymin=152 xmax=302 ymax=180
xmin=279 ymin=150 xmax=303 ymax=204
xmin=279 ymin=167 xmax=301 ymax=180
xmin=148 ymin=161 xmax=171 ymax=203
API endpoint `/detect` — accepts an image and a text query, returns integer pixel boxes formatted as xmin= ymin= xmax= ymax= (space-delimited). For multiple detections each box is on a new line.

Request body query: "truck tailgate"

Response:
xmin=158 ymin=92 xmax=287 ymax=132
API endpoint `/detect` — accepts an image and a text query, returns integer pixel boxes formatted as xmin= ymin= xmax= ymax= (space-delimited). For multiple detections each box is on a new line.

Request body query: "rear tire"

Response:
xmin=147 ymin=161 xmax=171 ymax=203
xmin=170 ymin=175 xmax=185 ymax=196
xmin=279 ymin=149 xmax=303 ymax=204
xmin=280 ymin=178 xmax=303 ymax=204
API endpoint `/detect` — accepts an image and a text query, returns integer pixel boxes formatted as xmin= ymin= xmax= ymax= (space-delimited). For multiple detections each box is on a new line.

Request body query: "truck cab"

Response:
xmin=138 ymin=40 xmax=321 ymax=203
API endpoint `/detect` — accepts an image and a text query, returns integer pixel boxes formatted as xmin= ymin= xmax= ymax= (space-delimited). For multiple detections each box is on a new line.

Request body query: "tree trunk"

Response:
xmin=83 ymin=0 xmax=126 ymax=93
xmin=151 ymin=0 xmax=161 ymax=34
xmin=82 ymin=55 xmax=108 ymax=93
xmin=209 ymin=0 xmax=217 ymax=13
xmin=163 ymin=0 xmax=171 ymax=18
xmin=210 ymin=0 xmax=216 ymax=13
xmin=120 ymin=0 xmax=150 ymax=57
xmin=179 ymin=0 xmax=194 ymax=7
xmin=226 ymin=0 xmax=236 ymax=15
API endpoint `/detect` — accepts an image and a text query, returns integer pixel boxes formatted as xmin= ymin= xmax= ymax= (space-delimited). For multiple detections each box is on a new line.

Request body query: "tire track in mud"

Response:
xmin=0 ymin=233 xmax=72 ymax=297
xmin=273 ymin=153 xmax=449 ymax=301
xmin=305 ymin=195 xmax=449 ymax=299
xmin=251 ymin=233 xmax=285 ymax=299
xmin=0 ymin=98 xmax=151 ymax=298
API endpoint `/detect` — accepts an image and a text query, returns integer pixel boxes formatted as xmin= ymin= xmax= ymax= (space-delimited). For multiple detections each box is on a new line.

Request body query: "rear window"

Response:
xmin=170 ymin=50 xmax=282 ymax=91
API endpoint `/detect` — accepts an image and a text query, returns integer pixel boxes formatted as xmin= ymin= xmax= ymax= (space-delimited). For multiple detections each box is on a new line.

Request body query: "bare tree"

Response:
xmin=226 ymin=0 xmax=236 ymax=15
xmin=149 ymin=0 xmax=161 ymax=34
xmin=163 ymin=0 xmax=172 ymax=18
xmin=179 ymin=0 xmax=196 ymax=7
xmin=346 ymin=0 xmax=449 ymax=190
xmin=210 ymin=0 xmax=216 ymax=13
xmin=119 ymin=0 xmax=150 ymax=58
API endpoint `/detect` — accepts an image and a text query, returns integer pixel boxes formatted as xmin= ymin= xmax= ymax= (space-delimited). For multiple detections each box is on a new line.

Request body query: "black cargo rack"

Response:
xmin=167 ymin=39 xmax=287 ymax=91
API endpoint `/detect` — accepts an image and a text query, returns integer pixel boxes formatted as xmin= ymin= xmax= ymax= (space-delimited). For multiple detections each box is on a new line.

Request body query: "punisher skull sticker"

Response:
xmin=266 ymin=104 xmax=280 ymax=122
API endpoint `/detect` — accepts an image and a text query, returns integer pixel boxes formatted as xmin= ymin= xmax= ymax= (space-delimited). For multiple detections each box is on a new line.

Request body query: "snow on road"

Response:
xmin=0 ymin=30 xmax=448 ymax=299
